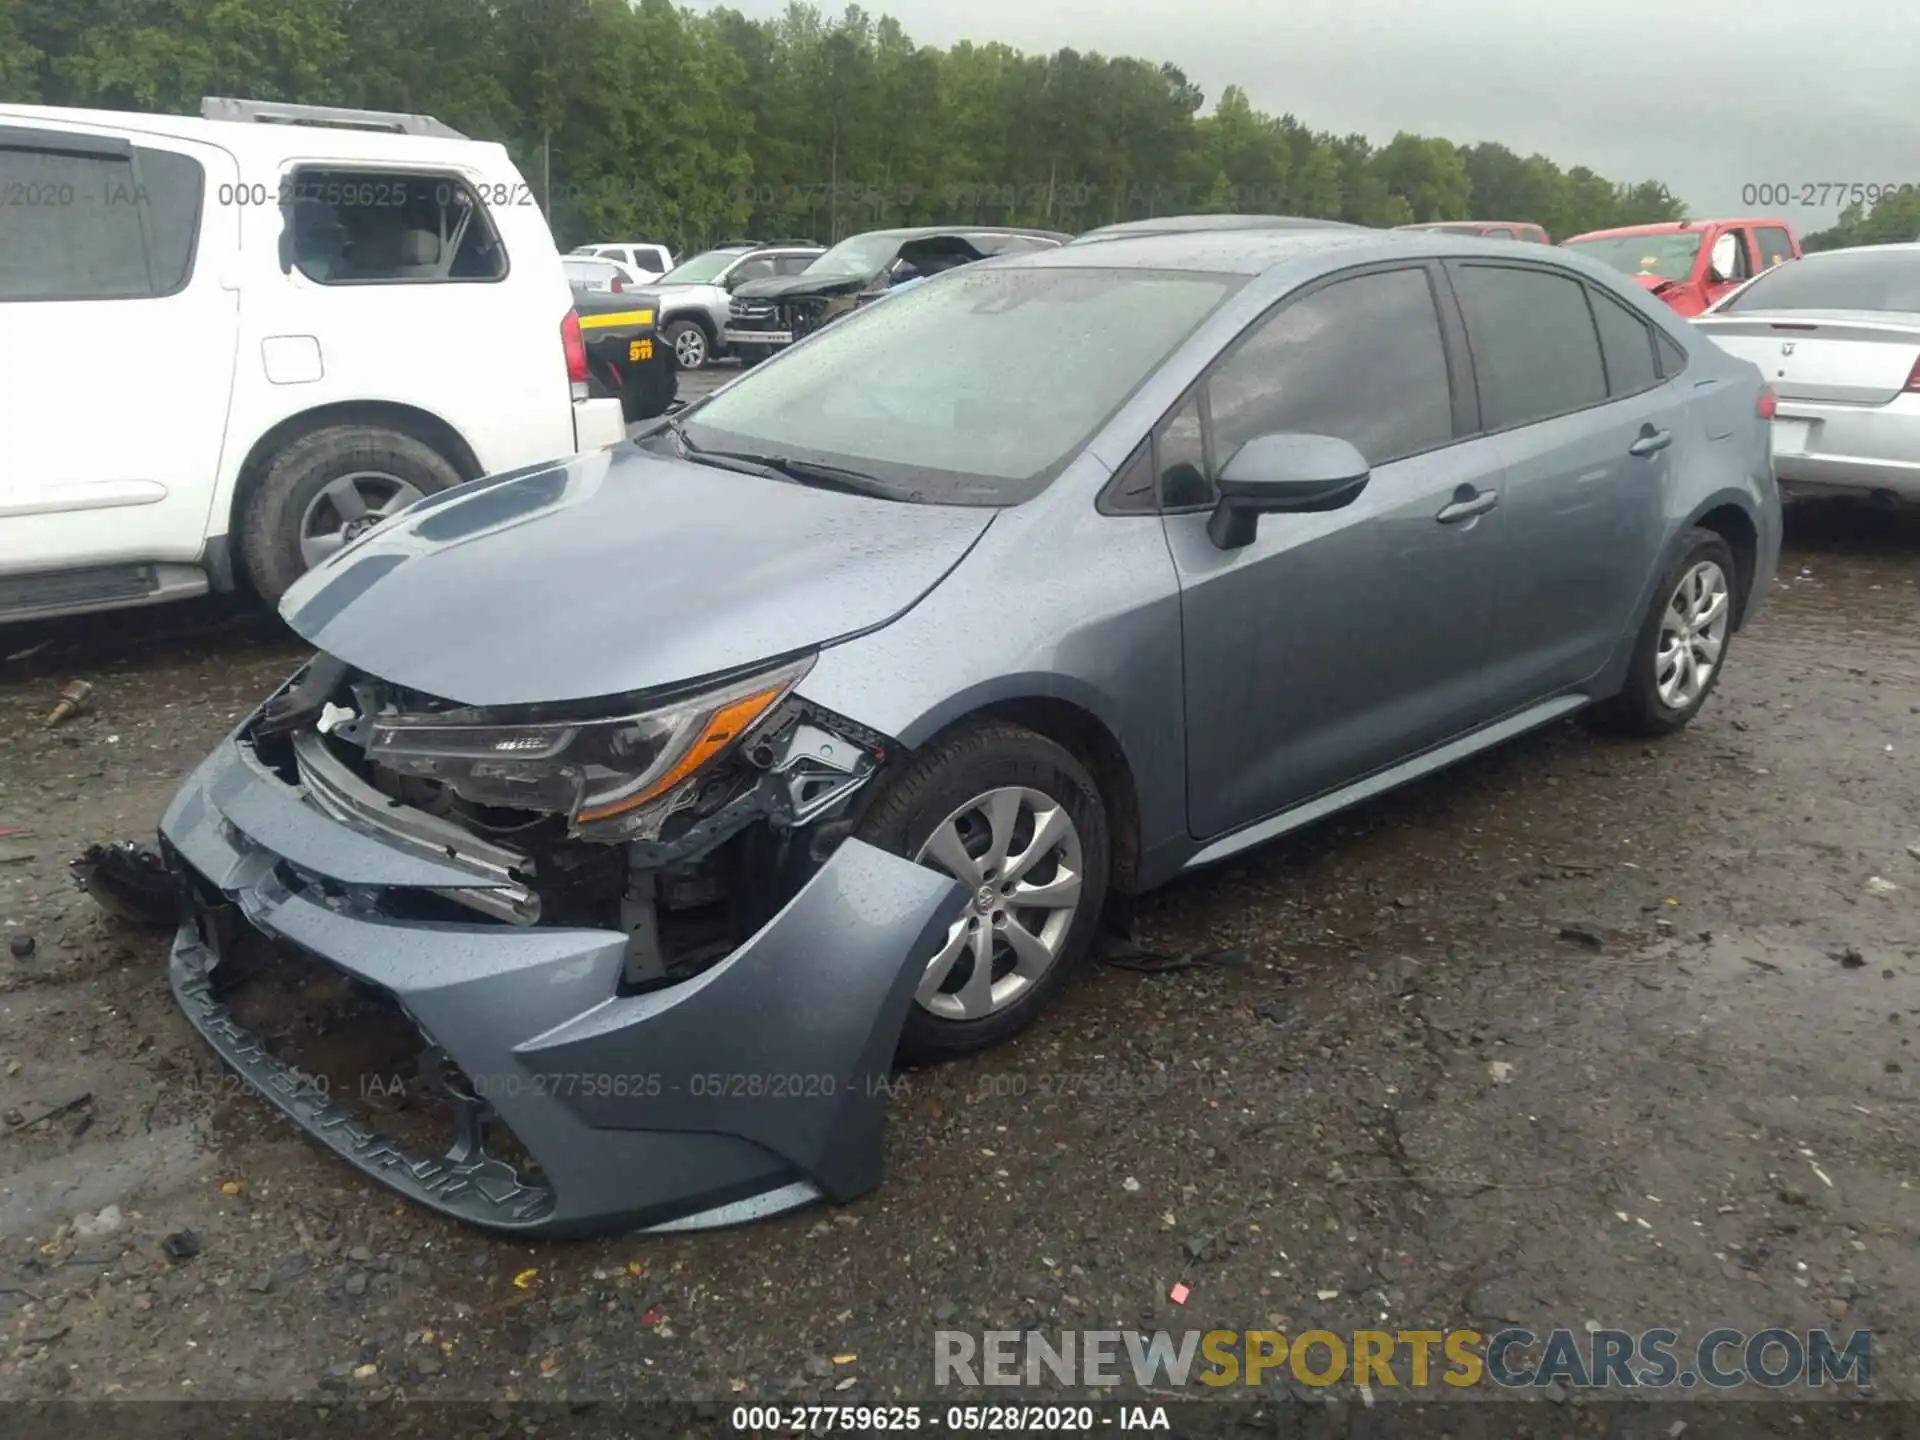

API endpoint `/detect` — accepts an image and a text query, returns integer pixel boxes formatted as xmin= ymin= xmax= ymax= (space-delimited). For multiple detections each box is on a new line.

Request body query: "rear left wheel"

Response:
xmin=1593 ymin=527 xmax=1738 ymax=736
xmin=857 ymin=722 xmax=1110 ymax=1063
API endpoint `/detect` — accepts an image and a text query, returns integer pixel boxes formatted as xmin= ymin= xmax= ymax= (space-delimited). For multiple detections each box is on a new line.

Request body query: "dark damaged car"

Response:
xmin=722 ymin=224 xmax=1070 ymax=364
xmin=158 ymin=228 xmax=1779 ymax=1236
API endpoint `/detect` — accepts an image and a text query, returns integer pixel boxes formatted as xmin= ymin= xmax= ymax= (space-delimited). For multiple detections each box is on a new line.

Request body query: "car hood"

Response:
xmin=277 ymin=446 xmax=995 ymax=709
xmin=730 ymin=272 xmax=873 ymax=301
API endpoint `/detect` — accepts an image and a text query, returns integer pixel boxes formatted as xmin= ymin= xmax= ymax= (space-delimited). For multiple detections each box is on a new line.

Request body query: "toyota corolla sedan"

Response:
xmin=158 ymin=229 xmax=1781 ymax=1237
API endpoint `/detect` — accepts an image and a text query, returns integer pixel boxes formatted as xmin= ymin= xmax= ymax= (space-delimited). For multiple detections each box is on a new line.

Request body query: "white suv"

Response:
xmin=572 ymin=243 xmax=674 ymax=283
xmin=0 ymin=97 xmax=627 ymax=621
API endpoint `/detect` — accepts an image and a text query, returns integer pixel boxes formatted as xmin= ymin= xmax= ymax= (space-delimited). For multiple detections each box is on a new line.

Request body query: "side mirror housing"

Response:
xmin=1206 ymin=433 xmax=1371 ymax=550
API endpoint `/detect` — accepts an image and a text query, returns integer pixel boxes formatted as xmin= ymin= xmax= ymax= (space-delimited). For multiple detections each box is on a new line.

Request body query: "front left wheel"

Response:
xmin=856 ymin=721 xmax=1110 ymax=1064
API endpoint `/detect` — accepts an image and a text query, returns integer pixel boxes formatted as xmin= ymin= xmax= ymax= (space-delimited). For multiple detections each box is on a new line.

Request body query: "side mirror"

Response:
xmin=1206 ymin=433 xmax=1371 ymax=550
xmin=1708 ymin=233 xmax=1738 ymax=283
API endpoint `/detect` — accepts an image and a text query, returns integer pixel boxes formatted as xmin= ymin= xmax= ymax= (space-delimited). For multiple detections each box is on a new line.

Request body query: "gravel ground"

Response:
xmin=0 ymin=487 xmax=1916 ymax=1414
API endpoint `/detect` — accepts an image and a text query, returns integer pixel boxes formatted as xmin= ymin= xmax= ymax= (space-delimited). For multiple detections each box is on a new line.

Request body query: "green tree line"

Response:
xmin=1804 ymin=189 xmax=1920 ymax=252
xmin=1 ymin=0 xmax=1689 ymax=252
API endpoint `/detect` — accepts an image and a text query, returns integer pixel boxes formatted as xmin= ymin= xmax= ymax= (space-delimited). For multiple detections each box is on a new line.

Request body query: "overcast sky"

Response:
xmin=694 ymin=0 xmax=1909 ymax=229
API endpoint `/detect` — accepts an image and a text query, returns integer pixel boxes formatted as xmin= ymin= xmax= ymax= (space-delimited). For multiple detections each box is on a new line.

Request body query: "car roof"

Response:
xmin=1008 ymin=227 xmax=1407 ymax=276
xmin=1397 ymin=220 xmax=1540 ymax=230
xmin=1073 ymin=214 xmax=1364 ymax=242
xmin=838 ymin=224 xmax=1074 ymax=244
xmin=0 ymin=102 xmax=510 ymax=168
xmin=1564 ymin=218 xmax=1791 ymax=242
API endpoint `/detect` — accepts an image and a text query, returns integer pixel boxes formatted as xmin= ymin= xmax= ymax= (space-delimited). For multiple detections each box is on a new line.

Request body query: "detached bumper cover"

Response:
xmin=159 ymin=734 xmax=963 ymax=1237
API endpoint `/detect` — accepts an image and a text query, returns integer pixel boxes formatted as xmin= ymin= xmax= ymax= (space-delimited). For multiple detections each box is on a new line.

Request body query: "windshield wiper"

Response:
xmin=675 ymin=431 xmax=914 ymax=501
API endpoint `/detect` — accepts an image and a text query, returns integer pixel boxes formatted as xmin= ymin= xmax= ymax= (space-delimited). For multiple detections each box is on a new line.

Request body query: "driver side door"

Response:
xmin=1160 ymin=263 xmax=1512 ymax=840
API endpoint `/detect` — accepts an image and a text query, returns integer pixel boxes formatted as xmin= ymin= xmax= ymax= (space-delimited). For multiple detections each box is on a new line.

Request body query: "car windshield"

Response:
xmin=657 ymin=249 xmax=741 ymax=284
xmin=803 ymin=233 xmax=909 ymax=279
xmin=1563 ymin=232 xmax=1703 ymax=282
xmin=1720 ymin=249 xmax=1920 ymax=313
xmin=677 ymin=266 xmax=1242 ymax=505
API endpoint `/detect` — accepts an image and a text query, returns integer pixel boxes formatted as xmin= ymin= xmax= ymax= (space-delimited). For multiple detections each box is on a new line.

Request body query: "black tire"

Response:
xmin=1592 ymin=526 xmax=1739 ymax=736
xmin=240 ymin=425 xmax=463 ymax=606
xmin=856 ymin=721 xmax=1110 ymax=1063
xmin=664 ymin=318 xmax=709 ymax=370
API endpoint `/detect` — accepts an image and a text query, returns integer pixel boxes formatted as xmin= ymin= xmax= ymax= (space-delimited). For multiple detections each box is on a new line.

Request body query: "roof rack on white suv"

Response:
xmin=200 ymin=96 xmax=468 ymax=140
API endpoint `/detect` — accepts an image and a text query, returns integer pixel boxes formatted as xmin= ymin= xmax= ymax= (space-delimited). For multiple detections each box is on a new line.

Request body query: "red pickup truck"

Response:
xmin=1559 ymin=218 xmax=1801 ymax=317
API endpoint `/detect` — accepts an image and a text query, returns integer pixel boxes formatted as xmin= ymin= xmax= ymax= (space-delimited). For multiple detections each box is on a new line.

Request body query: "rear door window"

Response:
xmin=285 ymin=168 xmax=507 ymax=284
xmin=1449 ymin=262 xmax=1608 ymax=429
xmin=1483 ymin=226 xmax=1515 ymax=239
xmin=0 ymin=135 xmax=205 ymax=301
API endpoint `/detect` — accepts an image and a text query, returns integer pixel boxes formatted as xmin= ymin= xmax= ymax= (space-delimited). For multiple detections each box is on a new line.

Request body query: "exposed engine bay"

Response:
xmin=242 ymin=652 xmax=892 ymax=990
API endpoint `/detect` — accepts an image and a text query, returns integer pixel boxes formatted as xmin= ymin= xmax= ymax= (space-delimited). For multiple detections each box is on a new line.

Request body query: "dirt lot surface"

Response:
xmin=1 ymin=491 xmax=1916 ymax=1419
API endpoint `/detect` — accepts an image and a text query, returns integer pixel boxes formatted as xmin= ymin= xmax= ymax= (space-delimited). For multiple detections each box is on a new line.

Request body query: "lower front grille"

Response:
xmin=171 ymin=902 xmax=556 ymax=1226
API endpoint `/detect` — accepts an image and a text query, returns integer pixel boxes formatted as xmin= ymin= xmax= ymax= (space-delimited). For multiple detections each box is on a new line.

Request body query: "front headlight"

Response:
xmin=363 ymin=654 xmax=813 ymax=837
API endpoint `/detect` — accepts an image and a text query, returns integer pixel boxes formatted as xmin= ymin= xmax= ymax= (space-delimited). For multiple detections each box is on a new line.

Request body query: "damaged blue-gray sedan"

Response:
xmin=158 ymin=228 xmax=1780 ymax=1236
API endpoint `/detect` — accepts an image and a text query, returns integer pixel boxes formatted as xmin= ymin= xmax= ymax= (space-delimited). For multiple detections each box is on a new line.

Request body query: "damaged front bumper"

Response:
xmin=159 ymin=731 xmax=963 ymax=1237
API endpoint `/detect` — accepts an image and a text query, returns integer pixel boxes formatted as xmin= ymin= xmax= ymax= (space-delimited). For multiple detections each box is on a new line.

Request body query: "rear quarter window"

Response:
xmin=1587 ymin=285 xmax=1661 ymax=397
xmin=284 ymin=168 xmax=508 ymax=284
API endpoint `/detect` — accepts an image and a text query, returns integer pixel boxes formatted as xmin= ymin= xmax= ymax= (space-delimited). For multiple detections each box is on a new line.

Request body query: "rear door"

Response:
xmin=1446 ymin=260 xmax=1676 ymax=703
xmin=0 ymin=122 xmax=240 ymax=575
xmin=1164 ymin=262 xmax=1510 ymax=837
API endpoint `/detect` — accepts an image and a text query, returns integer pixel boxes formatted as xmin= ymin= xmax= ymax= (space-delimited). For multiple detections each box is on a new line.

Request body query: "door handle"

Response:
xmin=1628 ymin=428 xmax=1673 ymax=458
xmin=1436 ymin=488 xmax=1500 ymax=524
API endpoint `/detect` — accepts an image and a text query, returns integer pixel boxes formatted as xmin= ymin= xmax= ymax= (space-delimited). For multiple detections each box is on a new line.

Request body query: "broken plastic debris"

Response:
xmin=1316 ymin=1288 xmax=1340 ymax=1301
xmin=1865 ymin=876 xmax=1899 ymax=896
xmin=1488 ymin=1060 xmax=1515 ymax=1084
xmin=1122 ymin=1176 xmax=1141 ymax=1193
xmin=512 ymin=1268 xmax=538 ymax=1289
xmin=1169 ymin=1283 xmax=1190 ymax=1305
xmin=832 ymin=1354 xmax=857 ymax=1365
xmin=1811 ymin=1162 xmax=1834 ymax=1188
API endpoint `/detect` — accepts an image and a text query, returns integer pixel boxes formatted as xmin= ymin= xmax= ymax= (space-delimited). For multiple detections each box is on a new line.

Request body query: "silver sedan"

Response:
xmin=1694 ymin=243 xmax=1920 ymax=503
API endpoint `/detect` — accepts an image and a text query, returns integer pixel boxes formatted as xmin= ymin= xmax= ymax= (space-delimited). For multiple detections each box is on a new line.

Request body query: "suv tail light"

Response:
xmin=1904 ymin=358 xmax=1920 ymax=394
xmin=561 ymin=310 xmax=589 ymax=399
xmin=1757 ymin=385 xmax=1777 ymax=419
xmin=610 ymin=274 xmax=625 ymax=293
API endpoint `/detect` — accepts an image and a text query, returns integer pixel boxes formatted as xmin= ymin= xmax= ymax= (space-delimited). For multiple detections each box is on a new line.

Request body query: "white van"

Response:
xmin=0 ymin=97 xmax=628 ymax=619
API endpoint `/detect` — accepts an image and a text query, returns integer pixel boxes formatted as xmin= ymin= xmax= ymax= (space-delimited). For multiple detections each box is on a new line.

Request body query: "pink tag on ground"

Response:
xmin=1169 ymin=1283 xmax=1190 ymax=1305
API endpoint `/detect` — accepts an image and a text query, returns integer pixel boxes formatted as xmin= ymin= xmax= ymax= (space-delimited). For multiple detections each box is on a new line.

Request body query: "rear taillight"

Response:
xmin=1904 ymin=359 xmax=1920 ymax=394
xmin=561 ymin=310 xmax=589 ymax=397
xmin=1757 ymin=386 xmax=1777 ymax=419
xmin=610 ymin=275 xmax=625 ymax=292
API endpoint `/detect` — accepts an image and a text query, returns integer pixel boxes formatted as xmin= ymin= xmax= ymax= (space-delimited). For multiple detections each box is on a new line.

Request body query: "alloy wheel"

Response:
xmin=911 ymin=786 xmax=1085 ymax=1021
xmin=298 ymin=471 xmax=423 ymax=569
xmin=1655 ymin=559 xmax=1730 ymax=710
xmin=673 ymin=326 xmax=707 ymax=368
